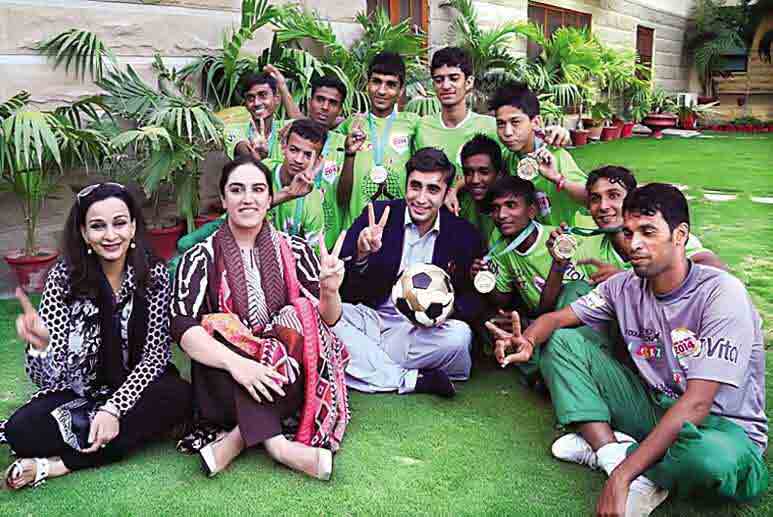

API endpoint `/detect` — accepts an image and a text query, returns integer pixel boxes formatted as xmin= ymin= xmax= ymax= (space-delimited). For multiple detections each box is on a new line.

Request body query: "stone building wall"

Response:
xmin=0 ymin=0 xmax=366 ymax=107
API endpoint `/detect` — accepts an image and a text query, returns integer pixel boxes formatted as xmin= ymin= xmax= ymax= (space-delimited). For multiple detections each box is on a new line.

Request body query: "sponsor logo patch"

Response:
xmin=583 ymin=288 xmax=607 ymax=309
xmin=636 ymin=343 xmax=663 ymax=361
xmin=533 ymin=275 xmax=546 ymax=292
xmin=322 ymin=161 xmax=339 ymax=183
xmin=535 ymin=191 xmax=551 ymax=216
xmin=702 ymin=337 xmax=739 ymax=364
xmin=671 ymin=327 xmax=701 ymax=359
xmin=391 ymin=134 xmax=410 ymax=154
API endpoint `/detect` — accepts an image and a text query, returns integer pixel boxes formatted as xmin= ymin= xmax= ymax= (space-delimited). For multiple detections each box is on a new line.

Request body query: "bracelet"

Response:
xmin=556 ymin=175 xmax=567 ymax=192
xmin=345 ymin=151 xmax=356 ymax=157
xmin=98 ymin=405 xmax=120 ymax=420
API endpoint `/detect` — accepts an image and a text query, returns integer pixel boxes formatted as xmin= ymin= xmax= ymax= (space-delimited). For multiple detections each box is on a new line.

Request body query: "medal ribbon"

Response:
xmin=485 ymin=220 xmax=537 ymax=262
xmin=566 ymin=226 xmax=622 ymax=237
xmin=273 ymin=164 xmax=304 ymax=236
xmin=313 ymin=137 xmax=331 ymax=189
xmin=368 ymin=111 xmax=396 ymax=168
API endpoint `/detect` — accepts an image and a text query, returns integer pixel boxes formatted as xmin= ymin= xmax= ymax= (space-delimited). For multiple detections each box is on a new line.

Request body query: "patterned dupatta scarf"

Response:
xmin=206 ymin=222 xmax=350 ymax=451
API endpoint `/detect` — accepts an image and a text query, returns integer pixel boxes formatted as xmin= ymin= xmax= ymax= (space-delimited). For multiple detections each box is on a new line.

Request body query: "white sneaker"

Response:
xmin=625 ymin=476 xmax=669 ymax=517
xmin=551 ymin=432 xmax=636 ymax=470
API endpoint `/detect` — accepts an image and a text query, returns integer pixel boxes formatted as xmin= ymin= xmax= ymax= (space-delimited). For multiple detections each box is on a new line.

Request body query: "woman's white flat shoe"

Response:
xmin=315 ymin=448 xmax=332 ymax=481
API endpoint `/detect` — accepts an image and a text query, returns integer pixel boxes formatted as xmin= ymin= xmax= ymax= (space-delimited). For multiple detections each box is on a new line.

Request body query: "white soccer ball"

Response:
xmin=391 ymin=263 xmax=455 ymax=327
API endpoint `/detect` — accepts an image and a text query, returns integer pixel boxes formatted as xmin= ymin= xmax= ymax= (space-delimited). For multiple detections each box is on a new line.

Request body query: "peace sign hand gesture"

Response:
xmin=356 ymin=203 xmax=390 ymax=261
xmin=15 ymin=288 xmax=50 ymax=351
xmin=484 ymin=310 xmax=534 ymax=367
xmin=319 ymin=231 xmax=347 ymax=293
xmin=285 ymin=150 xmax=317 ymax=200
xmin=345 ymin=114 xmax=367 ymax=155
xmin=249 ymin=117 xmax=270 ymax=160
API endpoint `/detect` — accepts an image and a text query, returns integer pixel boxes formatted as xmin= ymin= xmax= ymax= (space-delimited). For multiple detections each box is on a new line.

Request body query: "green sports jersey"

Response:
xmin=504 ymin=145 xmax=591 ymax=228
xmin=599 ymin=232 xmax=711 ymax=270
xmin=313 ymin=130 xmax=347 ymax=250
xmin=336 ymin=111 xmax=419 ymax=227
xmin=266 ymin=160 xmax=324 ymax=251
xmin=223 ymin=110 xmax=283 ymax=162
xmin=414 ymin=111 xmax=499 ymax=178
xmin=491 ymin=222 xmax=601 ymax=311
xmin=458 ymin=190 xmax=497 ymax=246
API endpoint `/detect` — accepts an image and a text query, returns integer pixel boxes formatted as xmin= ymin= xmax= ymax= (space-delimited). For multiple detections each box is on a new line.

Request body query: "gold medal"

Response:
xmin=474 ymin=270 xmax=497 ymax=293
xmin=552 ymin=233 xmax=578 ymax=260
xmin=517 ymin=156 xmax=540 ymax=181
xmin=370 ymin=165 xmax=388 ymax=184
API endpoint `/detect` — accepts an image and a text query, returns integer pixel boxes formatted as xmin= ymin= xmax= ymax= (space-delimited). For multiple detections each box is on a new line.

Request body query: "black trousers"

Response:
xmin=4 ymin=371 xmax=192 ymax=471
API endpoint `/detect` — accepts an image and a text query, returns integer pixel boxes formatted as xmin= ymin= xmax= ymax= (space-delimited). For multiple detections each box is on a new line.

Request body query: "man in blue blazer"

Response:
xmin=332 ymin=148 xmax=486 ymax=397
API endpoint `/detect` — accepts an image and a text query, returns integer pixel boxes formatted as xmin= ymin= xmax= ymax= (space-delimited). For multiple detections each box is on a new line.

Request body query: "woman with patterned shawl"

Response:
xmin=171 ymin=155 xmax=350 ymax=480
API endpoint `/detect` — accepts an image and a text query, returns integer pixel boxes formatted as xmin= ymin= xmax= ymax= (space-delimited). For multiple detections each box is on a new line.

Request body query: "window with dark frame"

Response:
xmin=527 ymin=2 xmax=592 ymax=60
xmin=367 ymin=0 xmax=428 ymax=33
xmin=636 ymin=26 xmax=654 ymax=81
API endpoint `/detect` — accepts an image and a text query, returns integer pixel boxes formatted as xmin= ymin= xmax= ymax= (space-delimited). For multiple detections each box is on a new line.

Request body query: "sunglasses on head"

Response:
xmin=76 ymin=182 xmax=126 ymax=205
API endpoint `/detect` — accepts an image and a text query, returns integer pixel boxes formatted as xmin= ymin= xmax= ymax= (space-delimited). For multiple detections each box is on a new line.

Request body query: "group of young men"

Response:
xmin=189 ymin=46 xmax=767 ymax=516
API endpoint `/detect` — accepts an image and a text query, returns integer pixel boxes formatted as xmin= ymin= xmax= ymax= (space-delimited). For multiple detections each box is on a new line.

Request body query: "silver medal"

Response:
xmin=370 ymin=165 xmax=388 ymax=184
xmin=517 ymin=156 xmax=540 ymax=181
xmin=474 ymin=270 xmax=497 ymax=293
xmin=552 ymin=233 xmax=578 ymax=260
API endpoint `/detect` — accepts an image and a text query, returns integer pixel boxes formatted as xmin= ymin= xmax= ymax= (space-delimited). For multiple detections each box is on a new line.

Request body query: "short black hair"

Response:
xmin=242 ymin=72 xmax=277 ymax=96
xmin=219 ymin=155 xmax=274 ymax=198
xmin=489 ymin=82 xmax=539 ymax=119
xmin=623 ymin=183 xmax=690 ymax=234
xmin=311 ymin=75 xmax=347 ymax=102
xmin=405 ymin=147 xmax=455 ymax=187
xmin=368 ymin=52 xmax=406 ymax=86
xmin=586 ymin=165 xmax=638 ymax=194
xmin=431 ymin=46 xmax=473 ymax=78
xmin=286 ymin=118 xmax=328 ymax=149
xmin=460 ymin=134 xmax=504 ymax=175
xmin=484 ymin=176 xmax=537 ymax=209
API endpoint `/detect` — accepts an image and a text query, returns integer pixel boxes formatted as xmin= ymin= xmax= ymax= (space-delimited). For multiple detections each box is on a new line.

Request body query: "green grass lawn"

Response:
xmin=1 ymin=134 xmax=772 ymax=516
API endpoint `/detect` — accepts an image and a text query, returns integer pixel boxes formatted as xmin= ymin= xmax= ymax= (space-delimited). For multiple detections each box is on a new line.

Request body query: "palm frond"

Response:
xmin=36 ymin=29 xmax=117 ymax=81
xmin=111 ymin=126 xmax=174 ymax=153
xmin=1 ymin=111 xmax=62 ymax=173
xmin=97 ymin=65 xmax=161 ymax=121
xmin=0 ymin=91 xmax=31 ymax=121
xmin=53 ymin=94 xmax=111 ymax=129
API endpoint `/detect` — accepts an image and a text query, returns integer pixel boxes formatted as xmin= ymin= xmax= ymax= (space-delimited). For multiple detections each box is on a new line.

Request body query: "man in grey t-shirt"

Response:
xmin=486 ymin=184 xmax=768 ymax=516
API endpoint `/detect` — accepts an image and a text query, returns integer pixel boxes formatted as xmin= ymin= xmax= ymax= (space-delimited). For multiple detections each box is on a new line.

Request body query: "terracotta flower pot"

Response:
xmin=147 ymin=222 xmax=185 ymax=261
xmin=570 ymin=129 xmax=589 ymax=146
xmin=600 ymin=125 xmax=620 ymax=141
xmin=621 ymin=122 xmax=635 ymax=138
xmin=642 ymin=113 xmax=678 ymax=139
xmin=4 ymin=248 xmax=59 ymax=293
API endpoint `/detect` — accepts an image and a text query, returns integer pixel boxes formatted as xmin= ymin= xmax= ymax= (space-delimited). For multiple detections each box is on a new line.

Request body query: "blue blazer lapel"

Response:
xmin=432 ymin=208 xmax=452 ymax=272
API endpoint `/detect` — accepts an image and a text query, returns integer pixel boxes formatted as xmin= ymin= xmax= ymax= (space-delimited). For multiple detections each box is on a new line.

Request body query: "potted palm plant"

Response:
xmin=101 ymin=60 xmax=223 ymax=260
xmin=642 ymin=88 xmax=678 ymax=139
xmin=0 ymin=91 xmax=112 ymax=291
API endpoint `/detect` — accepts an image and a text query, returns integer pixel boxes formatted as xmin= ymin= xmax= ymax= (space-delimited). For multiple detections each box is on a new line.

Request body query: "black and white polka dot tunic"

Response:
xmin=24 ymin=260 xmax=173 ymax=417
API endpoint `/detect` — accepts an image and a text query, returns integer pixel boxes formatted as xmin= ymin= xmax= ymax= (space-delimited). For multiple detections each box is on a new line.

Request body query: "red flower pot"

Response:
xmin=570 ymin=129 xmax=589 ymax=146
xmin=621 ymin=122 xmax=635 ymax=138
xmin=147 ymin=222 xmax=185 ymax=261
xmin=679 ymin=112 xmax=697 ymax=130
xmin=600 ymin=125 xmax=621 ymax=141
xmin=642 ymin=113 xmax=678 ymax=139
xmin=4 ymin=248 xmax=59 ymax=293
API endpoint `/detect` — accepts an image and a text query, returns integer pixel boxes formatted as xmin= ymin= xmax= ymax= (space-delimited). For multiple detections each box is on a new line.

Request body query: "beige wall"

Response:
xmin=429 ymin=0 xmax=695 ymax=93
xmin=0 ymin=0 xmax=367 ymax=107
